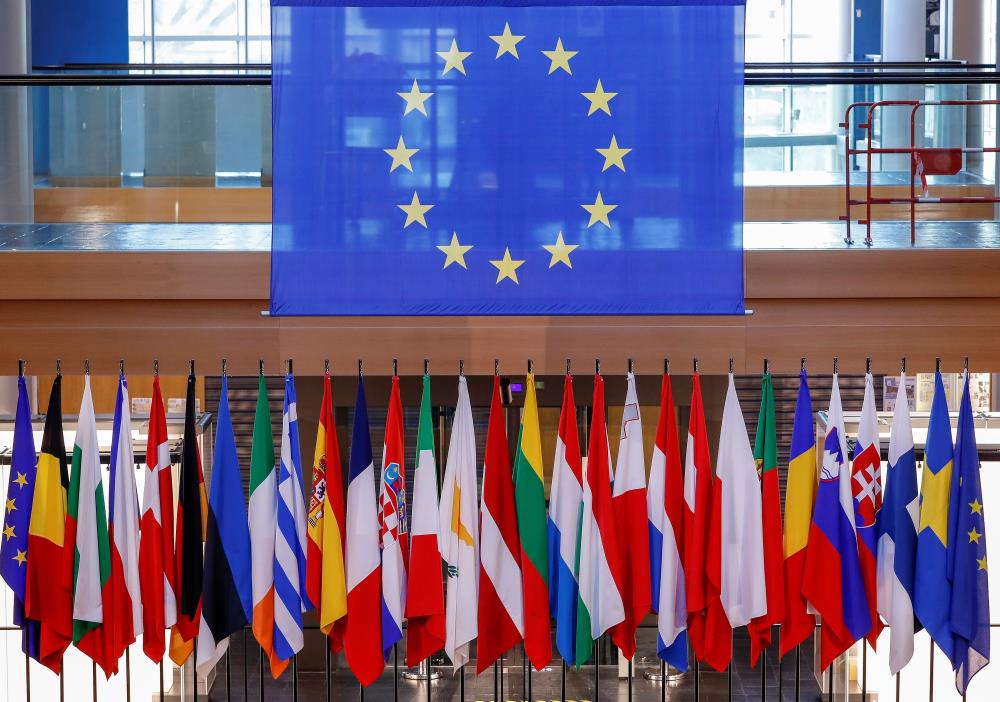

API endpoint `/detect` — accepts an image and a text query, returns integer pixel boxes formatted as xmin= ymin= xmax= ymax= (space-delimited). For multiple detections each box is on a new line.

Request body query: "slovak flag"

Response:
xmin=647 ymin=371 xmax=687 ymax=671
xmin=802 ymin=373 xmax=872 ymax=670
xmin=852 ymin=373 xmax=884 ymax=647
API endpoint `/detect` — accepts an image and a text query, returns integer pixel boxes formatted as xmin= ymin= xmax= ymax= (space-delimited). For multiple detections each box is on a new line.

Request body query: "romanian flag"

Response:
xmin=306 ymin=371 xmax=348 ymax=651
xmin=778 ymin=369 xmax=817 ymax=658
xmin=170 ymin=371 xmax=208 ymax=665
xmin=25 ymin=376 xmax=73 ymax=672
xmin=749 ymin=371 xmax=784 ymax=665
xmin=513 ymin=371 xmax=552 ymax=671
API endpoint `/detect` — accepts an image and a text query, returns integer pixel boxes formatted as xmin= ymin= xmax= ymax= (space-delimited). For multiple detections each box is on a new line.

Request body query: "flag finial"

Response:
xmin=800 ymin=356 xmax=806 ymax=372
xmin=901 ymin=356 xmax=906 ymax=374
xmin=566 ymin=358 xmax=571 ymax=375
xmin=693 ymin=357 xmax=699 ymax=374
xmin=866 ymin=356 xmax=872 ymax=374
xmin=459 ymin=359 xmax=464 ymax=376
xmin=964 ymin=356 xmax=969 ymax=373
xmin=595 ymin=358 xmax=601 ymax=376
xmin=935 ymin=357 xmax=942 ymax=373
xmin=664 ymin=357 xmax=670 ymax=374
xmin=494 ymin=358 xmax=500 ymax=376
xmin=222 ymin=358 xmax=228 ymax=377
xmin=325 ymin=358 xmax=330 ymax=375
xmin=18 ymin=359 xmax=25 ymax=377
xmin=120 ymin=358 xmax=125 ymax=375
xmin=729 ymin=357 xmax=734 ymax=374
xmin=764 ymin=358 xmax=769 ymax=374
xmin=393 ymin=358 xmax=398 ymax=377
xmin=153 ymin=358 xmax=158 ymax=376
xmin=832 ymin=357 xmax=838 ymax=375
xmin=189 ymin=358 xmax=195 ymax=377
xmin=286 ymin=358 xmax=293 ymax=376
xmin=628 ymin=357 xmax=634 ymax=374
xmin=259 ymin=359 xmax=264 ymax=376
xmin=85 ymin=359 xmax=91 ymax=376
xmin=56 ymin=358 xmax=62 ymax=377
xmin=424 ymin=358 xmax=429 ymax=375
xmin=358 ymin=359 xmax=363 ymax=377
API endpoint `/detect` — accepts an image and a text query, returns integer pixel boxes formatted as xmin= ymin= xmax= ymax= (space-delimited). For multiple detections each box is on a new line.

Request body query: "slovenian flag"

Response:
xmin=803 ymin=373 xmax=872 ymax=670
xmin=647 ymin=370 xmax=687 ymax=671
xmin=345 ymin=376 xmax=385 ymax=686
xmin=610 ymin=371 xmax=651 ymax=660
xmin=852 ymin=372 xmax=884 ymax=647
xmin=197 ymin=373 xmax=253 ymax=676
xmin=379 ymin=374 xmax=409 ymax=658
xmin=876 ymin=371 xmax=920 ymax=674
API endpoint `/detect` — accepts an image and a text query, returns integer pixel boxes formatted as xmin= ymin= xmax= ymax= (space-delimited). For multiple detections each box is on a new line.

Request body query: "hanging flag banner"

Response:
xmin=269 ymin=0 xmax=745 ymax=315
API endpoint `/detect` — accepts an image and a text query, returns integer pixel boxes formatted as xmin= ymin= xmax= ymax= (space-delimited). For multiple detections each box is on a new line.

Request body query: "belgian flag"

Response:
xmin=25 ymin=376 xmax=73 ymax=672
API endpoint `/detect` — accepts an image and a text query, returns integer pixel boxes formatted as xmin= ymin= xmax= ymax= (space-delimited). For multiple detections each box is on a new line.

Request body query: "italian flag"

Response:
xmin=513 ymin=371 xmax=552 ymax=671
xmin=67 ymin=375 xmax=114 ymax=676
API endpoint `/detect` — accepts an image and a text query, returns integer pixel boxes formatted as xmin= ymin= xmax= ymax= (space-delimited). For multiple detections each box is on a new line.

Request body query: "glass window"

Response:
xmin=128 ymin=0 xmax=271 ymax=64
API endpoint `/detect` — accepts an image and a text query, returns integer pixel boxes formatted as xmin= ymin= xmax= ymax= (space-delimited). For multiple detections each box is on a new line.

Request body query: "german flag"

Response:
xmin=25 ymin=376 xmax=73 ymax=672
xmin=170 ymin=370 xmax=207 ymax=665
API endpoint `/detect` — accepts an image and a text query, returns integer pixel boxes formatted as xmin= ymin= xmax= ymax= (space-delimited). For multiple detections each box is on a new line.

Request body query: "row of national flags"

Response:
xmin=0 ymin=364 xmax=990 ymax=695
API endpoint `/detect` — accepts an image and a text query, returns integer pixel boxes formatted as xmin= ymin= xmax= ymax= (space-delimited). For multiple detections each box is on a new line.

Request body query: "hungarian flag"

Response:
xmin=379 ymin=374 xmax=409 ymax=658
xmin=749 ymin=371 xmax=784 ymax=665
xmin=1 ymin=374 xmax=40 ymax=663
xmin=513 ymin=371 xmax=551 ymax=671
xmin=477 ymin=374 xmax=524 ymax=674
xmin=138 ymin=374 xmax=177 ymax=663
xmin=853 ymin=372 xmax=884 ymax=647
xmin=778 ymin=369 xmax=817 ymax=658
xmin=709 ymin=372 xmax=766 ymax=671
xmin=438 ymin=375 xmax=479 ymax=671
xmin=306 ymin=371 xmax=348 ymax=651
xmin=344 ymin=376 xmax=384 ymax=686
xmin=802 ymin=374 xmax=872 ymax=670
xmin=68 ymin=374 xmax=114 ymax=676
xmin=577 ymin=373 xmax=625 ymax=647
xmin=170 ymin=371 xmax=207 ymax=666
xmin=249 ymin=374 xmax=284 ymax=677
xmin=610 ymin=371 xmax=650 ymax=660
xmin=197 ymin=374 xmax=253 ymax=676
xmin=25 ymin=375 xmax=73 ymax=672
xmin=547 ymin=374 xmax=587 ymax=667
xmin=405 ymin=372 xmax=446 ymax=666
xmin=104 ymin=373 xmax=143 ymax=668
xmin=683 ymin=372 xmax=714 ymax=663
xmin=647 ymin=371 xmax=687 ymax=671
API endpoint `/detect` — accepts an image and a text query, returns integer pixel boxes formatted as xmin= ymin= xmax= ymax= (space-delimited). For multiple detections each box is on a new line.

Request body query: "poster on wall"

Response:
xmin=268 ymin=0 xmax=746 ymax=316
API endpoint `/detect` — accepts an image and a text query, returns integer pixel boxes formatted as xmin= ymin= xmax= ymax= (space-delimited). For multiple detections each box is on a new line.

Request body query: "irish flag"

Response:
xmin=405 ymin=372 xmax=446 ymax=666
xmin=477 ymin=374 xmax=524 ymax=674
xmin=513 ymin=370 xmax=551 ymax=671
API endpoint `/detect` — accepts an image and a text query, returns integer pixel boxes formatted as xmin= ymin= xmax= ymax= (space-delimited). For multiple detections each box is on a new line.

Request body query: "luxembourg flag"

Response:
xmin=852 ymin=373 xmax=884 ymax=647
xmin=379 ymin=375 xmax=408 ymax=658
xmin=646 ymin=371 xmax=687 ymax=671
xmin=610 ymin=371 xmax=651 ymax=660
xmin=802 ymin=373 xmax=872 ymax=670
xmin=547 ymin=373 xmax=587 ymax=667
xmin=876 ymin=372 xmax=920 ymax=674
xmin=345 ymin=376 xmax=385 ymax=686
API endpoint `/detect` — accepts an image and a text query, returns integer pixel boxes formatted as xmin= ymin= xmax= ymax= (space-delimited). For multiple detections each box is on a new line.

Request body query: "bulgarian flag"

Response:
xmin=405 ymin=372 xmax=446 ymax=666
xmin=476 ymin=374 xmax=524 ymax=674
xmin=513 ymin=370 xmax=552 ymax=671
xmin=749 ymin=370 xmax=785 ymax=665
xmin=67 ymin=374 xmax=114 ymax=676
xmin=306 ymin=370 xmax=348 ymax=651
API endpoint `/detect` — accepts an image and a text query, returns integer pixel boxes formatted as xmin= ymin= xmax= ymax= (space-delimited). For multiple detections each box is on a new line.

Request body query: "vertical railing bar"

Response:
xmin=459 ymin=664 xmax=465 ymax=702
xmin=125 ymin=647 xmax=132 ymax=702
xmin=325 ymin=641 xmax=331 ymax=702
xmin=896 ymin=671 xmax=901 ymax=702
xmin=426 ymin=653 xmax=431 ymax=702
xmin=493 ymin=660 xmax=499 ymax=702
xmin=25 ymin=651 xmax=31 ymax=702
xmin=561 ymin=660 xmax=567 ymax=702
xmin=694 ymin=657 xmax=700 ymax=700
xmin=92 ymin=661 xmax=98 ymax=702
xmin=627 ymin=658 xmax=633 ymax=702
xmin=359 ymin=682 xmax=364 ymax=702
xmin=393 ymin=645 xmax=398 ymax=702
xmin=499 ymin=654 xmax=504 ymax=702
xmin=159 ymin=660 xmax=164 ymax=702
xmin=777 ymin=629 xmax=783 ymax=702
xmin=794 ymin=645 xmax=800 ymax=702
xmin=522 ymin=646 xmax=527 ymax=702
xmin=292 ymin=654 xmax=298 ymax=702
xmin=194 ymin=638 xmax=200 ymax=702
xmin=259 ymin=640 xmax=265 ymax=702
xmin=226 ymin=647 xmax=232 ymax=702
xmin=728 ymin=629 xmax=733 ymax=702
xmin=243 ymin=630 xmax=249 ymax=702
xmin=660 ymin=660 xmax=666 ymax=702
xmin=929 ymin=643 xmax=935 ymax=702
xmin=862 ymin=642 xmax=868 ymax=702
xmin=761 ymin=647 xmax=766 ymax=702
xmin=827 ymin=662 xmax=833 ymax=702
xmin=594 ymin=638 xmax=600 ymax=702
xmin=60 ymin=659 xmax=65 ymax=702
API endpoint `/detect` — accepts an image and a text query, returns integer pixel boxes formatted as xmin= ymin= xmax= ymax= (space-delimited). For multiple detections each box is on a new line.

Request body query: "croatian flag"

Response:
xmin=646 ymin=371 xmax=687 ymax=671
xmin=379 ymin=375 xmax=409 ymax=658
xmin=852 ymin=373 xmax=884 ymax=647
xmin=803 ymin=374 xmax=872 ymax=670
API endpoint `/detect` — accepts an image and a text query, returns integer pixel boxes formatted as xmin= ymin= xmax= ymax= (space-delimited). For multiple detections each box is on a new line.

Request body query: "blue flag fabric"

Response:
xmin=0 ymin=376 xmax=41 ymax=660
xmin=269 ymin=0 xmax=745 ymax=315
xmin=949 ymin=373 xmax=990 ymax=695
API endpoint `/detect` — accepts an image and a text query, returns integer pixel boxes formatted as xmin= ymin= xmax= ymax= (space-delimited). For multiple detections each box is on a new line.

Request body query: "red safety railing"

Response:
xmin=841 ymin=98 xmax=1000 ymax=246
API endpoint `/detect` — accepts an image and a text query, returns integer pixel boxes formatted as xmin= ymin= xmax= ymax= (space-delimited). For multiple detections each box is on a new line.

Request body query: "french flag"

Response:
xmin=802 ymin=374 xmax=872 ymax=669
xmin=647 ymin=371 xmax=687 ymax=671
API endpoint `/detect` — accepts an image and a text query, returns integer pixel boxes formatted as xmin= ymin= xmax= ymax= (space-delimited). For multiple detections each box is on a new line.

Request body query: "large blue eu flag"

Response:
xmin=270 ymin=0 xmax=745 ymax=315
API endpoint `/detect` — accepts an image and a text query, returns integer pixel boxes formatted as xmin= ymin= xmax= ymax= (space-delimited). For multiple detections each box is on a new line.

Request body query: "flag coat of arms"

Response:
xmin=852 ymin=373 xmax=884 ymax=647
xmin=269 ymin=0 xmax=745 ymax=315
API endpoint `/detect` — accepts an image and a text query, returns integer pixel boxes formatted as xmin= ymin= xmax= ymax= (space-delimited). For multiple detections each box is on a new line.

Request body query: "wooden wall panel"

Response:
xmin=34 ymin=188 xmax=271 ymax=224
xmin=33 ymin=374 xmax=205 ymax=415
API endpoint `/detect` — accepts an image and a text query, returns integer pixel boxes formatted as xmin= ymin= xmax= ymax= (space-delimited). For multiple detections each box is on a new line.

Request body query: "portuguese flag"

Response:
xmin=749 ymin=371 xmax=785 ymax=666
xmin=513 ymin=371 xmax=552 ymax=671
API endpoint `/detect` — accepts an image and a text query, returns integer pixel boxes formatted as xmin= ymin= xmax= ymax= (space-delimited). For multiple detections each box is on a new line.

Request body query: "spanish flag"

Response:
xmin=25 ymin=376 xmax=73 ymax=672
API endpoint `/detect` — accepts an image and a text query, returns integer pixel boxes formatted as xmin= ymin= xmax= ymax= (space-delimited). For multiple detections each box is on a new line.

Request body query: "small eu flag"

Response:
xmin=949 ymin=372 xmax=989 ymax=695
xmin=269 ymin=0 xmax=746 ymax=315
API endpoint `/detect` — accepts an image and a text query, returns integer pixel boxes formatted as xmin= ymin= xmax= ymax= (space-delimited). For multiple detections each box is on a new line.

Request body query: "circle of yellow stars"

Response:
xmin=389 ymin=25 xmax=632 ymax=284
xmin=2 ymin=471 xmax=29 ymax=567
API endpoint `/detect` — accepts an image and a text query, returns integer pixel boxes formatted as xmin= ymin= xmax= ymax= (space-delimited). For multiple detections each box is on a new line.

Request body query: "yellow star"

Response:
xmin=490 ymin=23 xmax=524 ymax=60
xmin=541 ymin=38 xmax=577 ymax=75
xmin=436 ymin=39 xmax=472 ymax=76
xmin=2 ymin=524 xmax=14 ymax=541
xmin=384 ymin=136 xmax=419 ymax=173
xmin=970 ymin=498 xmax=983 ymax=515
xmin=397 ymin=80 xmax=434 ymax=117
xmin=978 ymin=555 xmax=989 ymax=571
xmin=542 ymin=232 xmax=579 ymax=269
xmin=490 ymin=248 xmax=525 ymax=284
xmin=397 ymin=192 xmax=434 ymax=229
xmin=582 ymin=191 xmax=618 ymax=229
xmin=968 ymin=527 xmax=983 ymax=544
xmin=13 ymin=472 xmax=28 ymax=488
xmin=437 ymin=232 xmax=473 ymax=269
xmin=12 ymin=549 xmax=27 ymax=566
xmin=596 ymin=135 xmax=632 ymax=172
xmin=581 ymin=80 xmax=618 ymax=116
xmin=4 ymin=498 xmax=15 ymax=514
